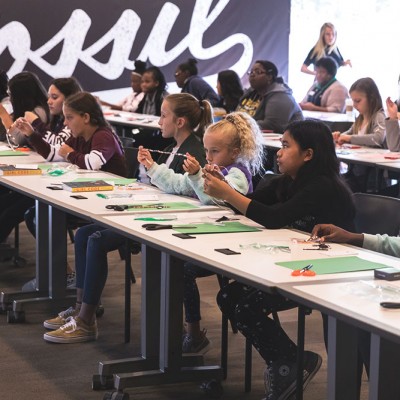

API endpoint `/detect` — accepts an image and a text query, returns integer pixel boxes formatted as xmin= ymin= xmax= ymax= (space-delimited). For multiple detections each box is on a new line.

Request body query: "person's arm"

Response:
xmin=188 ymin=167 xmax=249 ymax=205
xmin=348 ymin=112 xmax=386 ymax=147
xmin=363 ymin=234 xmax=400 ymax=257
xmin=301 ymin=48 xmax=316 ymax=75
xmin=300 ymin=64 xmax=316 ymax=75
xmin=66 ymin=129 xmax=116 ymax=170
xmin=0 ymin=103 xmax=13 ymax=130
xmin=385 ymin=97 xmax=400 ymax=151
xmin=311 ymin=224 xmax=364 ymax=246
xmin=146 ymin=162 xmax=196 ymax=197
xmin=256 ymin=92 xmax=298 ymax=132
xmin=322 ymin=83 xmax=348 ymax=113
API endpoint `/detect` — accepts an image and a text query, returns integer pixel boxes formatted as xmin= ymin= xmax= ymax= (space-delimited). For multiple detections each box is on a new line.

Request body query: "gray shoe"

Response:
xmin=21 ymin=272 xmax=76 ymax=292
xmin=182 ymin=329 xmax=210 ymax=353
xmin=66 ymin=272 xmax=76 ymax=289
xmin=21 ymin=278 xmax=36 ymax=292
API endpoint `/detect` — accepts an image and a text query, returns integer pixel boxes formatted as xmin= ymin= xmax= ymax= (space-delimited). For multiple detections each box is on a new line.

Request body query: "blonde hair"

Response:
xmin=205 ymin=112 xmax=264 ymax=174
xmin=164 ymin=93 xmax=213 ymax=139
xmin=311 ymin=22 xmax=339 ymax=61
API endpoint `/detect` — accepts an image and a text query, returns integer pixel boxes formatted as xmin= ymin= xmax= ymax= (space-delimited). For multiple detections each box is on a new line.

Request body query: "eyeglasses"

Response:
xmin=247 ymin=69 xmax=267 ymax=76
xmin=174 ymin=71 xmax=182 ymax=77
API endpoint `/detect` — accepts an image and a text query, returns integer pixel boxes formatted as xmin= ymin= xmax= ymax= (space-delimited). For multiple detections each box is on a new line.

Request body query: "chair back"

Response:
xmin=124 ymin=147 xmax=140 ymax=179
xmin=353 ymin=193 xmax=400 ymax=236
xmin=255 ymin=172 xmax=280 ymax=191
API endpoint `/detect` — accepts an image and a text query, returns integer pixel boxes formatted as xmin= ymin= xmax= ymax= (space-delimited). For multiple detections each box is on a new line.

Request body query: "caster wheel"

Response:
xmin=7 ymin=310 xmax=25 ymax=323
xmin=96 ymin=304 xmax=105 ymax=318
xmin=103 ymin=391 xmax=129 ymax=400
xmin=92 ymin=374 xmax=114 ymax=390
xmin=200 ymin=380 xmax=223 ymax=399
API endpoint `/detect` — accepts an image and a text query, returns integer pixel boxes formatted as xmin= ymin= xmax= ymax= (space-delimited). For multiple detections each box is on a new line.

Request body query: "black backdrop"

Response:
xmin=0 ymin=0 xmax=291 ymax=91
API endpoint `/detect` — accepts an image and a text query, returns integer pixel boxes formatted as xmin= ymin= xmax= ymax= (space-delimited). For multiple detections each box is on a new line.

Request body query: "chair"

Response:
xmin=353 ymin=192 xmax=400 ymax=235
xmin=124 ymin=147 xmax=140 ymax=179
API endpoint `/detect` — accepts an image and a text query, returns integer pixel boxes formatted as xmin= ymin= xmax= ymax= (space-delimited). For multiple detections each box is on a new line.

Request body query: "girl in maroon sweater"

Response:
xmin=17 ymin=92 xmax=127 ymax=177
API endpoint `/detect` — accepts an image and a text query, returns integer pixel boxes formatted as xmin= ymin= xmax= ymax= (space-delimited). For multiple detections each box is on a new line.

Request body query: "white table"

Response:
xmin=279 ymin=278 xmax=400 ymax=400
xmin=103 ymin=110 xmax=159 ymax=131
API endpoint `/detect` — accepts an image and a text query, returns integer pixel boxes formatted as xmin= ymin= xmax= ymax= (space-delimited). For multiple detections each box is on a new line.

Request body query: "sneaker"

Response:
xmin=263 ymin=351 xmax=322 ymax=400
xmin=263 ymin=358 xmax=297 ymax=400
xmin=43 ymin=316 xmax=98 ymax=344
xmin=43 ymin=306 xmax=78 ymax=330
xmin=300 ymin=351 xmax=322 ymax=393
xmin=21 ymin=277 xmax=37 ymax=292
xmin=22 ymin=272 xmax=77 ymax=292
xmin=182 ymin=329 xmax=210 ymax=353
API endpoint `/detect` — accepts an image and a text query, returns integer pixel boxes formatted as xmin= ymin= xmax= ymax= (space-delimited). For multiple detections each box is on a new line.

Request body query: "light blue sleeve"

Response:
xmin=146 ymin=163 xmax=196 ymax=197
xmin=187 ymin=167 xmax=249 ymax=205
xmin=363 ymin=233 xmax=400 ymax=258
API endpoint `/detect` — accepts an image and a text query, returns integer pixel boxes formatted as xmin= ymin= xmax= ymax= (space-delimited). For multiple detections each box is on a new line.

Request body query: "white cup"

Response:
xmin=345 ymin=98 xmax=354 ymax=117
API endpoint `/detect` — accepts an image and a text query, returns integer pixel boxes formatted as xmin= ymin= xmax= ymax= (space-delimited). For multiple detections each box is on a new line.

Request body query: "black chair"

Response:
xmin=124 ymin=147 xmax=140 ymax=180
xmin=353 ymin=192 xmax=400 ymax=235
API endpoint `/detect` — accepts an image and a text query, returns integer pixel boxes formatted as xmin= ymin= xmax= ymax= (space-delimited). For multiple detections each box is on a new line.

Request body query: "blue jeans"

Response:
xmin=74 ymin=224 xmax=125 ymax=305
xmin=183 ymin=263 xmax=214 ymax=323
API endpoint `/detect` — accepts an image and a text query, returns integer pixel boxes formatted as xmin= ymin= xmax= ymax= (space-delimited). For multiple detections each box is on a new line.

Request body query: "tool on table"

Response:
xmin=141 ymin=223 xmax=197 ymax=231
xmin=291 ymin=264 xmax=316 ymax=277
xmin=106 ymin=203 xmax=166 ymax=211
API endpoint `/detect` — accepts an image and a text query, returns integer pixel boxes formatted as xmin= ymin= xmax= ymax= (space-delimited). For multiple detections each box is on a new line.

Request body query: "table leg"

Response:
xmin=327 ymin=316 xmax=359 ymax=400
xmin=369 ymin=333 xmax=400 ymax=400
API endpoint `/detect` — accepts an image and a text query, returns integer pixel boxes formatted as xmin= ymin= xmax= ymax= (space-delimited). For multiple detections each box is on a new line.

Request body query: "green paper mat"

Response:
xmin=0 ymin=150 xmax=27 ymax=156
xmin=173 ymin=221 xmax=261 ymax=234
xmin=72 ymin=177 xmax=136 ymax=185
xmin=276 ymin=256 xmax=390 ymax=275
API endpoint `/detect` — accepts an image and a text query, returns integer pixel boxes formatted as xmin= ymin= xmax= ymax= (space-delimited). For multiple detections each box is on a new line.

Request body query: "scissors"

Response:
xmin=142 ymin=223 xmax=196 ymax=231
xmin=106 ymin=204 xmax=166 ymax=211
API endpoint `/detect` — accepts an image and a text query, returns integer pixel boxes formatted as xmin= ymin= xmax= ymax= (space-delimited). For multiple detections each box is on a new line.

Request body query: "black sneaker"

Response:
xmin=264 ymin=351 xmax=322 ymax=400
xmin=264 ymin=359 xmax=297 ymax=400
xmin=300 ymin=351 xmax=322 ymax=393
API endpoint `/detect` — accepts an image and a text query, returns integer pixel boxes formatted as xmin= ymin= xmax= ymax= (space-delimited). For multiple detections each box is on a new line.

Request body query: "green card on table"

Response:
xmin=72 ymin=177 xmax=137 ymax=185
xmin=276 ymin=256 xmax=390 ymax=275
xmin=173 ymin=221 xmax=261 ymax=234
xmin=0 ymin=150 xmax=26 ymax=156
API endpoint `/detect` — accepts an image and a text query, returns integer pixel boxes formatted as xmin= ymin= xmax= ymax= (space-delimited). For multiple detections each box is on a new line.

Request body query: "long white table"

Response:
xmin=103 ymin=110 xmax=159 ymax=131
xmin=2 ymin=157 xmax=400 ymax=398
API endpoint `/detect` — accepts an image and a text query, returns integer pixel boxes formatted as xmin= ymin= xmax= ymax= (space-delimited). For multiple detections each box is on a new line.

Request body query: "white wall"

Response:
xmin=289 ymin=0 xmax=400 ymax=104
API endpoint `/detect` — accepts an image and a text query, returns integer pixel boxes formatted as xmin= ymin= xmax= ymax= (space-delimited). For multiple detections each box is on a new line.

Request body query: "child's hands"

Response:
xmin=59 ymin=144 xmax=74 ymax=160
xmin=183 ymin=154 xmax=200 ymax=175
xmin=203 ymin=165 xmax=231 ymax=199
xmin=337 ymin=134 xmax=351 ymax=145
xmin=137 ymin=145 xmax=154 ymax=169
xmin=13 ymin=118 xmax=34 ymax=136
xmin=386 ymin=97 xmax=398 ymax=120
xmin=332 ymin=131 xmax=341 ymax=141
xmin=203 ymin=163 xmax=225 ymax=180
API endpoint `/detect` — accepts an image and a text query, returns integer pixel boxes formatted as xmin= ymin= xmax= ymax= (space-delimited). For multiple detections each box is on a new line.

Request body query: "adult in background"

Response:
xmin=237 ymin=60 xmax=303 ymax=132
xmin=301 ymin=22 xmax=351 ymax=76
xmin=216 ymin=70 xmax=244 ymax=113
xmin=175 ymin=58 xmax=220 ymax=106
xmin=299 ymin=57 xmax=348 ymax=113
